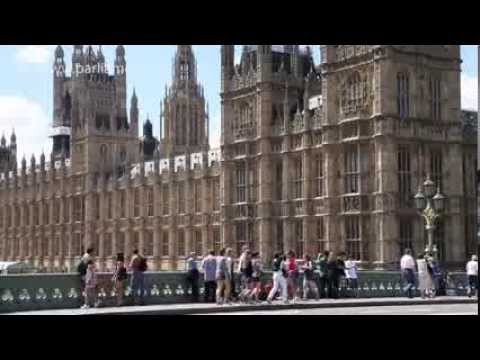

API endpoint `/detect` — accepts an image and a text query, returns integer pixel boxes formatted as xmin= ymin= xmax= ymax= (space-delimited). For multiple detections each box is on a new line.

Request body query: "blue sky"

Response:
xmin=0 ymin=45 xmax=477 ymax=159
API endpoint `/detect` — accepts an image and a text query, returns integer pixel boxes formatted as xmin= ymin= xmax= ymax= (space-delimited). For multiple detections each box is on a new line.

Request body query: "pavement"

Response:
xmin=5 ymin=296 xmax=478 ymax=315
xmin=204 ymin=303 xmax=478 ymax=315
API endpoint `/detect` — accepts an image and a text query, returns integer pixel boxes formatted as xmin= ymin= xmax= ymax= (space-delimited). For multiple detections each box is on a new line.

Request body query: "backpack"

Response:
xmin=77 ymin=261 xmax=87 ymax=276
xmin=138 ymin=257 xmax=148 ymax=272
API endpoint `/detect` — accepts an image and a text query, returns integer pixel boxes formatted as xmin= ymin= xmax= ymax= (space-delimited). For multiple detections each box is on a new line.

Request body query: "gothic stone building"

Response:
xmin=0 ymin=45 xmax=477 ymax=272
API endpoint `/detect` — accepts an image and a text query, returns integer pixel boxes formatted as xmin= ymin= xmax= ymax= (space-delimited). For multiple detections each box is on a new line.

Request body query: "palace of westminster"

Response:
xmin=0 ymin=45 xmax=477 ymax=272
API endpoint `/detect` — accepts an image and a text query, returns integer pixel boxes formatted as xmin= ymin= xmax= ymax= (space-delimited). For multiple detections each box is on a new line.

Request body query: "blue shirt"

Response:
xmin=187 ymin=257 xmax=198 ymax=271
xmin=202 ymin=256 xmax=217 ymax=282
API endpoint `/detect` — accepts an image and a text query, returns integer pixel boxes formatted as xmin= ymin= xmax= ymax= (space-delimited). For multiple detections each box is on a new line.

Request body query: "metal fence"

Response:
xmin=0 ymin=271 xmax=471 ymax=314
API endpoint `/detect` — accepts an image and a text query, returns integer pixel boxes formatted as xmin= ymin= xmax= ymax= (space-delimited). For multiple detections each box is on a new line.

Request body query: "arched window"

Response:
xmin=342 ymin=72 xmax=364 ymax=114
xmin=397 ymin=72 xmax=410 ymax=119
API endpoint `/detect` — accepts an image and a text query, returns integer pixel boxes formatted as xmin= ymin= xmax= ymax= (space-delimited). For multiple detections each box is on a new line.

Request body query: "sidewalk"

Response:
xmin=6 ymin=297 xmax=477 ymax=315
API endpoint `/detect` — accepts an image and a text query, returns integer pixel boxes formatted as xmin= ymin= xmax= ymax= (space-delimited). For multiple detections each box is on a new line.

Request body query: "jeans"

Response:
xmin=131 ymin=271 xmax=146 ymax=304
xmin=318 ymin=276 xmax=328 ymax=298
xmin=402 ymin=269 xmax=415 ymax=298
xmin=303 ymin=278 xmax=319 ymax=300
xmin=327 ymin=276 xmax=339 ymax=299
xmin=268 ymin=272 xmax=288 ymax=302
xmin=204 ymin=281 xmax=217 ymax=303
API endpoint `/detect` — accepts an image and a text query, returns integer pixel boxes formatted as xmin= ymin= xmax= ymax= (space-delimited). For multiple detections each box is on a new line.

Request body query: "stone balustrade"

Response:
xmin=0 ymin=271 xmax=470 ymax=314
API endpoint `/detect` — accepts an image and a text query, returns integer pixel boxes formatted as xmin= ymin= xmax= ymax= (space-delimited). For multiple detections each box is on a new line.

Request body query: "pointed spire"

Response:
xmin=55 ymin=45 xmax=64 ymax=59
xmin=21 ymin=155 xmax=27 ymax=172
xmin=174 ymin=45 xmax=196 ymax=84
xmin=10 ymin=129 xmax=16 ymax=144
xmin=97 ymin=45 xmax=105 ymax=63
xmin=72 ymin=45 xmax=84 ymax=64
xmin=0 ymin=133 xmax=6 ymax=147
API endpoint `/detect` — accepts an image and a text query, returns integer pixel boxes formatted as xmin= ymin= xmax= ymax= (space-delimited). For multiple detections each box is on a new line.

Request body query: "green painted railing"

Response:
xmin=0 ymin=271 xmax=471 ymax=314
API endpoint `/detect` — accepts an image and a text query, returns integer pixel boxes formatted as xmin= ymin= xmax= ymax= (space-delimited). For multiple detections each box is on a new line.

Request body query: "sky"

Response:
xmin=0 ymin=45 xmax=477 ymax=160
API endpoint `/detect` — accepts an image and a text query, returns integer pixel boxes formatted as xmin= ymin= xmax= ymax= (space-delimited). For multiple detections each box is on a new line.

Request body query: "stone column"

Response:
xmin=258 ymin=148 xmax=273 ymax=263
xmin=443 ymin=144 xmax=466 ymax=263
xmin=374 ymin=138 xmax=398 ymax=268
xmin=153 ymin=218 xmax=161 ymax=270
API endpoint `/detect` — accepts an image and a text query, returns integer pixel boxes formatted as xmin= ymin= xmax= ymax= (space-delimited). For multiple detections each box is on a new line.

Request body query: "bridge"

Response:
xmin=0 ymin=271 xmax=473 ymax=314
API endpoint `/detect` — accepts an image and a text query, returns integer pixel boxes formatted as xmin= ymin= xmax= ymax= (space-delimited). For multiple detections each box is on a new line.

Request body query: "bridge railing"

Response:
xmin=0 ymin=271 xmax=470 ymax=314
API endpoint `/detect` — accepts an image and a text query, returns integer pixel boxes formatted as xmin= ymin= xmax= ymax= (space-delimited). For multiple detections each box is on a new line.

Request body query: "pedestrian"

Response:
xmin=400 ymin=248 xmax=416 ymax=298
xmin=112 ymin=253 xmax=128 ymax=307
xmin=344 ymin=255 xmax=359 ymax=298
xmin=216 ymin=248 xmax=231 ymax=305
xmin=238 ymin=250 xmax=253 ymax=303
xmin=226 ymin=248 xmax=236 ymax=302
xmin=237 ymin=246 xmax=251 ymax=294
xmin=186 ymin=252 xmax=200 ymax=303
xmin=77 ymin=247 xmax=94 ymax=306
xmin=82 ymin=260 xmax=98 ymax=309
xmin=417 ymin=254 xmax=434 ymax=299
xmin=316 ymin=251 xmax=329 ymax=298
xmin=129 ymin=249 xmax=147 ymax=306
xmin=201 ymin=251 xmax=217 ymax=303
xmin=267 ymin=253 xmax=288 ymax=304
xmin=336 ymin=252 xmax=347 ymax=298
xmin=248 ymin=252 xmax=263 ymax=303
xmin=466 ymin=255 xmax=478 ymax=298
xmin=301 ymin=255 xmax=319 ymax=300
xmin=326 ymin=252 xmax=340 ymax=299
xmin=286 ymin=251 xmax=299 ymax=303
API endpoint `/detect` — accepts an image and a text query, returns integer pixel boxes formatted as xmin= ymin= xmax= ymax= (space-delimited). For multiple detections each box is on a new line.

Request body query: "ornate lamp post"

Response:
xmin=414 ymin=176 xmax=446 ymax=258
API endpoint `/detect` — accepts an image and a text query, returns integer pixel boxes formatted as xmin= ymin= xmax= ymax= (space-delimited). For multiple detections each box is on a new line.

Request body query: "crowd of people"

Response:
xmin=400 ymin=249 xmax=478 ymax=299
xmin=76 ymin=245 xmax=478 ymax=309
xmin=186 ymin=247 xmax=359 ymax=305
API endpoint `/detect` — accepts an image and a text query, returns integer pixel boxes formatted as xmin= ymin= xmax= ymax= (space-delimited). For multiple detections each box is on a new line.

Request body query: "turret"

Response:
xmin=1 ymin=134 xmax=6 ymax=148
xmin=257 ymin=45 xmax=272 ymax=81
xmin=115 ymin=45 xmax=127 ymax=124
xmin=130 ymin=88 xmax=139 ymax=135
xmin=72 ymin=45 xmax=84 ymax=77
xmin=221 ymin=45 xmax=235 ymax=92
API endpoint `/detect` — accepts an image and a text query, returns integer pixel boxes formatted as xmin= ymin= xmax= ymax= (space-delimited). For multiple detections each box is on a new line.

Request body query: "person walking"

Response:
xmin=326 ymin=252 xmax=340 ymax=299
xmin=466 ymin=255 xmax=478 ymax=298
xmin=400 ymin=248 xmax=416 ymax=299
xmin=215 ymin=248 xmax=231 ymax=305
xmin=129 ymin=249 xmax=147 ymax=306
xmin=237 ymin=246 xmax=251 ymax=295
xmin=248 ymin=252 xmax=263 ymax=303
xmin=226 ymin=248 xmax=236 ymax=302
xmin=417 ymin=254 xmax=434 ymax=299
xmin=82 ymin=260 xmax=98 ymax=309
xmin=186 ymin=252 xmax=200 ymax=303
xmin=112 ymin=253 xmax=128 ymax=307
xmin=267 ymin=253 xmax=288 ymax=304
xmin=286 ymin=251 xmax=299 ymax=303
xmin=78 ymin=247 xmax=94 ymax=304
xmin=316 ymin=251 xmax=329 ymax=298
xmin=345 ymin=255 xmax=359 ymax=298
xmin=238 ymin=250 xmax=253 ymax=303
xmin=201 ymin=251 xmax=217 ymax=303
xmin=336 ymin=252 xmax=347 ymax=298
xmin=301 ymin=255 xmax=319 ymax=301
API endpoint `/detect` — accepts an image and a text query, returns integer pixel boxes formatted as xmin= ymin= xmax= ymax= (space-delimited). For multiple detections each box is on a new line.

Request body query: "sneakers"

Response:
xmin=81 ymin=304 xmax=90 ymax=309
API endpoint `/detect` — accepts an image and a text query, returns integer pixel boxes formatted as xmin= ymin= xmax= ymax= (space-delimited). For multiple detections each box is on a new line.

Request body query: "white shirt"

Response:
xmin=345 ymin=260 xmax=358 ymax=279
xmin=466 ymin=260 xmax=478 ymax=276
xmin=416 ymin=259 xmax=428 ymax=274
xmin=400 ymin=255 xmax=415 ymax=270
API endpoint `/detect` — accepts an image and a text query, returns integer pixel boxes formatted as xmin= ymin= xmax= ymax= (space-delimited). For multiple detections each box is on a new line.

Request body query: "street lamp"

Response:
xmin=414 ymin=176 xmax=446 ymax=259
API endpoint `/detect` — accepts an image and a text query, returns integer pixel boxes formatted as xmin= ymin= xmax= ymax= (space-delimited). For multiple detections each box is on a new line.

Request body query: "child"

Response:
xmin=112 ymin=253 xmax=128 ymax=306
xmin=82 ymin=260 xmax=98 ymax=309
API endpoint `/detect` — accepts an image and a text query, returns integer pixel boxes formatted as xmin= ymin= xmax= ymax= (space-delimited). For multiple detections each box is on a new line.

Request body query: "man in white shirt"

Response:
xmin=466 ymin=255 xmax=478 ymax=298
xmin=400 ymin=249 xmax=416 ymax=299
xmin=345 ymin=256 xmax=359 ymax=298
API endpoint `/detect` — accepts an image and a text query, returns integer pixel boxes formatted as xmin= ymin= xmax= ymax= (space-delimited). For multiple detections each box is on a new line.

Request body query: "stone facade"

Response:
xmin=0 ymin=45 xmax=477 ymax=272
